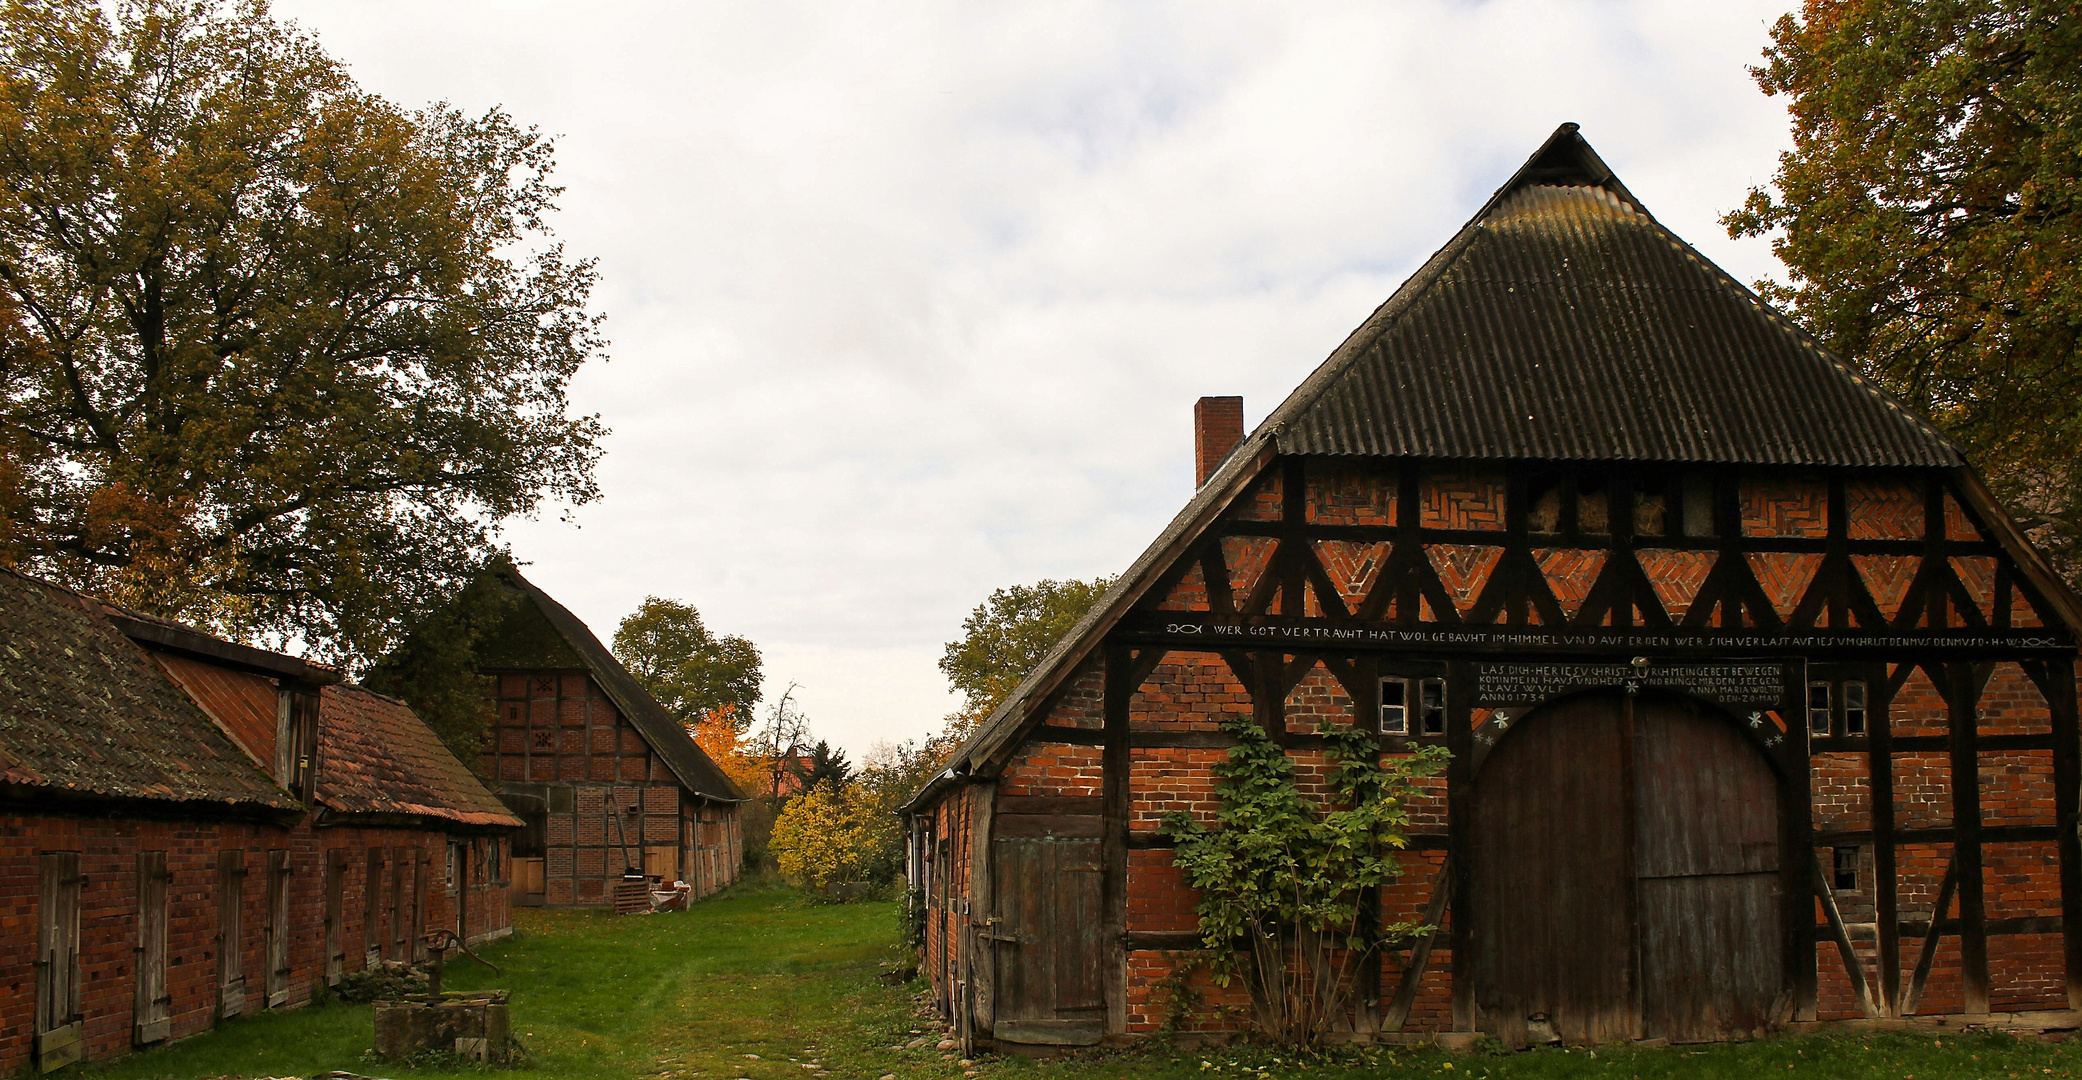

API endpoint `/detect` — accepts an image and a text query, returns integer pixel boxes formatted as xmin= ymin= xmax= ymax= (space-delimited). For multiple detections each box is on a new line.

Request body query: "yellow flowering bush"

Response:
xmin=769 ymin=782 xmax=900 ymax=893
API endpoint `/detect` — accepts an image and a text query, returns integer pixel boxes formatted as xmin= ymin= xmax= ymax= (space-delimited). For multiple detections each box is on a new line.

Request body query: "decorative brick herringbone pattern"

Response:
xmin=1740 ymin=477 xmax=1829 ymax=538
xmin=1951 ymin=556 xmax=1998 ymax=623
xmin=1419 ymin=470 xmax=1507 ymax=531
xmin=1534 ymin=548 xmax=1607 ymax=619
xmin=1220 ymin=537 xmax=1278 ymax=610
xmin=1846 ymin=479 xmax=1924 ymax=540
xmin=1308 ymin=464 xmax=1395 ymax=526
xmin=1746 ymin=552 xmax=1824 ymax=618
xmin=1427 ymin=544 xmax=1505 ymax=617
xmin=1853 ymin=554 xmax=1920 ymax=622
xmin=1945 ymin=492 xmax=1983 ymax=541
xmin=1637 ymin=550 xmax=1718 ymax=621
xmin=1314 ymin=540 xmax=1388 ymax=611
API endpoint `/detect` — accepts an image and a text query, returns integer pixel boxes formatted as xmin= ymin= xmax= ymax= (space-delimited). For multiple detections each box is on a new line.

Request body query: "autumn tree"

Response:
xmin=0 ymin=0 xmax=604 ymax=658
xmin=612 ymin=597 xmax=762 ymax=729
xmin=937 ymin=575 xmax=1115 ymax=741
xmin=1727 ymin=0 xmax=2082 ymax=575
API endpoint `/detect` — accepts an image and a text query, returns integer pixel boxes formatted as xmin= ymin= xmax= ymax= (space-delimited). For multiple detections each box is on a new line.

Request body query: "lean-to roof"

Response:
xmin=0 ymin=568 xmax=298 ymax=813
xmin=317 ymin=683 xmax=524 ymax=830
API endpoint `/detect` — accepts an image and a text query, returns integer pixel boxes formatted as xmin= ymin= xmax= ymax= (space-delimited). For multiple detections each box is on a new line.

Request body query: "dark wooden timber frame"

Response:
xmin=953 ymin=455 xmax=2082 ymax=1046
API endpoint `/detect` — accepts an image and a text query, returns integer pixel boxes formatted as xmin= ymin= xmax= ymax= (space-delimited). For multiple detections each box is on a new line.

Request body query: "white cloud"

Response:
xmin=273 ymin=0 xmax=1797 ymax=756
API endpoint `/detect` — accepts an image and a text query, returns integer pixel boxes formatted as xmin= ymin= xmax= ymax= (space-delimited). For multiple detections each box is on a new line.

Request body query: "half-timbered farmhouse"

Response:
xmin=472 ymin=565 xmax=745 ymax=908
xmin=904 ymin=124 xmax=2082 ymax=1051
xmin=0 ymin=567 xmax=524 ymax=1075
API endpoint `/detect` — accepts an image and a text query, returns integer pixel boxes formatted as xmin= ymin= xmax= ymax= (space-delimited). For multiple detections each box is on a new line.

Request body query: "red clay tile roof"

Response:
xmin=317 ymin=683 xmax=523 ymax=829
xmin=0 ymin=568 xmax=298 ymax=812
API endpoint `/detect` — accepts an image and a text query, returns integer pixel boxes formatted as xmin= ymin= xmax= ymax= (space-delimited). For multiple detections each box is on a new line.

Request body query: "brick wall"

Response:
xmin=0 ymin=811 xmax=509 ymax=1076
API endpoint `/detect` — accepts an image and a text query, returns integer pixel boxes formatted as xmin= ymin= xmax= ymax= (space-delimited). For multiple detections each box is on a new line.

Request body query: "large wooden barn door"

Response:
xmin=989 ymin=811 xmax=1106 ymax=1047
xmin=1470 ymin=692 xmax=1781 ymax=1045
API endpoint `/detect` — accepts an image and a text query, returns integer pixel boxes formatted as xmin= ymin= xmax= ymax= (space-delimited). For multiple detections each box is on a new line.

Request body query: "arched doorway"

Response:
xmin=1468 ymin=691 xmax=1783 ymax=1045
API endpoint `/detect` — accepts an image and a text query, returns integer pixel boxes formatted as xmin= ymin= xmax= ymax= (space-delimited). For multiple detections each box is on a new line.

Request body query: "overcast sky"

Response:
xmin=274 ymin=0 xmax=1800 ymax=758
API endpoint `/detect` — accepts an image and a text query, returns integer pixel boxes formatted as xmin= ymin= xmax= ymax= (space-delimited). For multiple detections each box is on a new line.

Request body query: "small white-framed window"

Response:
xmin=1808 ymin=682 xmax=1832 ymax=736
xmin=1380 ymin=679 xmax=1409 ymax=735
xmin=1832 ymin=845 xmax=1859 ymax=892
xmin=1843 ymin=681 xmax=1868 ymax=735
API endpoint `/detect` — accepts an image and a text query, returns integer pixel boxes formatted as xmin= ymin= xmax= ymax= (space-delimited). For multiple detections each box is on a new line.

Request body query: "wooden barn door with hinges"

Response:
xmin=988 ymin=799 xmax=1106 ymax=1047
xmin=264 ymin=851 xmax=291 ymax=1007
xmin=363 ymin=847 xmax=385 ymax=968
xmin=1469 ymin=691 xmax=1782 ymax=1046
xmin=217 ymin=849 xmax=246 ymax=1018
xmin=135 ymin=851 xmax=172 ymax=1046
xmin=37 ymin=851 xmax=83 ymax=1072
xmin=324 ymin=849 xmax=349 ymax=985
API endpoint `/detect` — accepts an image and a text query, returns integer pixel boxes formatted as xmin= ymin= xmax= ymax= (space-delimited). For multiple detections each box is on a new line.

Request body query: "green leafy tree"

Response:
xmin=1162 ymin=716 xmax=1447 ymax=1046
xmin=938 ymin=576 xmax=1115 ymax=739
xmin=611 ymin=596 xmax=763 ymax=730
xmin=0 ymin=0 xmax=605 ymax=658
xmin=1726 ymin=0 xmax=2082 ymax=575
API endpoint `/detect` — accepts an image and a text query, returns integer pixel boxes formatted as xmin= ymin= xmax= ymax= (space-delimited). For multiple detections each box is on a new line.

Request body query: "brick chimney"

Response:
xmin=1194 ymin=396 xmax=1245 ymax=487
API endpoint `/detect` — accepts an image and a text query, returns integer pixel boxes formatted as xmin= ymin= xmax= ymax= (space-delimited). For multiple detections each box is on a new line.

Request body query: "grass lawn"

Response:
xmin=77 ymin=880 xmax=2082 ymax=1080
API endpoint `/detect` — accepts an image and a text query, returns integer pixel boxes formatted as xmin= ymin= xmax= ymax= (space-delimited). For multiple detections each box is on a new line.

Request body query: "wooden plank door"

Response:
xmin=217 ymin=850 xmax=246 ymax=1019
xmin=412 ymin=848 xmax=430 ymax=961
xmin=36 ymin=851 xmax=82 ymax=1072
xmin=324 ymin=849 xmax=349 ymax=985
xmin=135 ymin=851 xmax=172 ymax=1045
xmin=363 ymin=847 xmax=385 ymax=968
xmin=990 ymin=831 xmax=1105 ymax=1045
xmin=1469 ymin=692 xmax=1785 ymax=1046
xmin=1633 ymin=696 xmax=1782 ymax=1041
xmin=264 ymin=850 xmax=291 ymax=1007
xmin=389 ymin=846 xmax=409 ymax=961
xmin=1468 ymin=695 xmax=1635 ymax=1045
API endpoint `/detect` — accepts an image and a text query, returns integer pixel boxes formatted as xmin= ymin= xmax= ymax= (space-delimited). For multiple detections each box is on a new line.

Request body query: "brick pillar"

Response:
xmin=1193 ymin=396 xmax=1244 ymax=487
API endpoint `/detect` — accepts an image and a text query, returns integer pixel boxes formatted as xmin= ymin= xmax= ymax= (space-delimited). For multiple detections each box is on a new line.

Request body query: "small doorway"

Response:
xmin=1468 ymin=691 xmax=1783 ymax=1045
xmin=135 ymin=851 xmax=172 ymax=1045
xmin=37 ymin=851 xmax=83 ymax=1071
xmin=988 ymin=814 xmax=1106 ymax=1046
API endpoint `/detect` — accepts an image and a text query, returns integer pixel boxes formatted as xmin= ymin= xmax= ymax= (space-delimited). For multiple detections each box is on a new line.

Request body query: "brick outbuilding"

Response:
xmin=0 ymin=568 xmax=522 ymax=1075
xmin=905 ymin=125 xmax=2082 ymax=1051
xmin=471 ymin=565 xmax=745 ymax=907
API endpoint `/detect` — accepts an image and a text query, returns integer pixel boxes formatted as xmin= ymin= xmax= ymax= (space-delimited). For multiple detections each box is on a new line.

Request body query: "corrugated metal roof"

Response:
xmin=1265 ymin=126 xmax=1960 ymax=467
xmin=496 ymin=567 xmax=746 ymax=804
xmin=318 ymin=683 xmax=525 ymax=829
xmin=0 ymin=568 xmax=299 ymax=812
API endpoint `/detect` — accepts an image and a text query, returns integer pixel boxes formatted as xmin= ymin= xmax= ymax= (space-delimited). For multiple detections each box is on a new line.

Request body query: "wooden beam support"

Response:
xmin=2027 ymin=657 xmax=2082 ymax=1008
xmin=1904 ymin=856 xmax=1960 ymax=1016
xmin=1382 ymin=856 xmax=1452 ymax=1033
xmin=1446 ymin=658 xmax=1477 ymax=1032
xmin=1100 ymin=646 xmax=1132 ymax=1036
xmin=1812 ymin=850 xmax=1878 ymax=1018
xmin=1872 ymin=662 xmax=1901 ymax=1016
xmin=1944 ymin=662 xmax=1992 ymax=1014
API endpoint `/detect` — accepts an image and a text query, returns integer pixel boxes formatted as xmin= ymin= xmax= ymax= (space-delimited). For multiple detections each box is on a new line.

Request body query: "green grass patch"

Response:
xmin=77 ymin=882 xmax=2082 ymax=1079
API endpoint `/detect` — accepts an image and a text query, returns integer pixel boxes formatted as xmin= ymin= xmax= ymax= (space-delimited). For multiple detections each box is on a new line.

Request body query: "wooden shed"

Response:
xmin=471 ymin=565 xmax=746 ymax=907
xmin=903 ymin=124 xmax=2082 ymax=1051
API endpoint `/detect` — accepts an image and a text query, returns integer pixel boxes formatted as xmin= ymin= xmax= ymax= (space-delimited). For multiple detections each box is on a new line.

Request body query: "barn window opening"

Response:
xmin=1577 ymin=475 xmax=1610 ymax=535
xmin=1808 ymin=683 xmax=1832 ymax=735
xmin=1419 ymin=678 xmax=1447 ymax=735
xmin=1682 ymin=474 xmax=1716 ymax=537
xmin=1832 ymin=846 xmax=1859 ymax=892
xmin=1844 ymin=681 xmax=1868 ymax=735
xmin=1525 ymin=473 xmax=1563 ymax=534
xmin=1380 ymin=679 xmax=1409 ymax=735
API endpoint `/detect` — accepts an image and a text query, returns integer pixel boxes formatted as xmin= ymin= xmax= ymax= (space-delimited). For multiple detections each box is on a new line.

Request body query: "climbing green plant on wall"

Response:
xmin=1161 ymin=714 xmax=1447 ymax=1046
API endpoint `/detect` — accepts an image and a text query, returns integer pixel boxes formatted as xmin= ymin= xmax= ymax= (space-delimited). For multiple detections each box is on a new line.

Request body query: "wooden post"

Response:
xmin=1946 ymin=663 xmax=1991 ymax=1014
xmin=966 ymin=781 xmax=997 ymax=1041
xmin=2038 ymin=658 xmax=2082 ymax=1009
xmin=1872 ymin=663 xmax=1902 ymax=1016
xmin=1445 ymin=658 xmax=1476 ymax=1033
xmin=1783 ymin=670 xmax=1819 ymax=1022
xmin=1102 ymin=646 xmax=1132 ymax=1036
